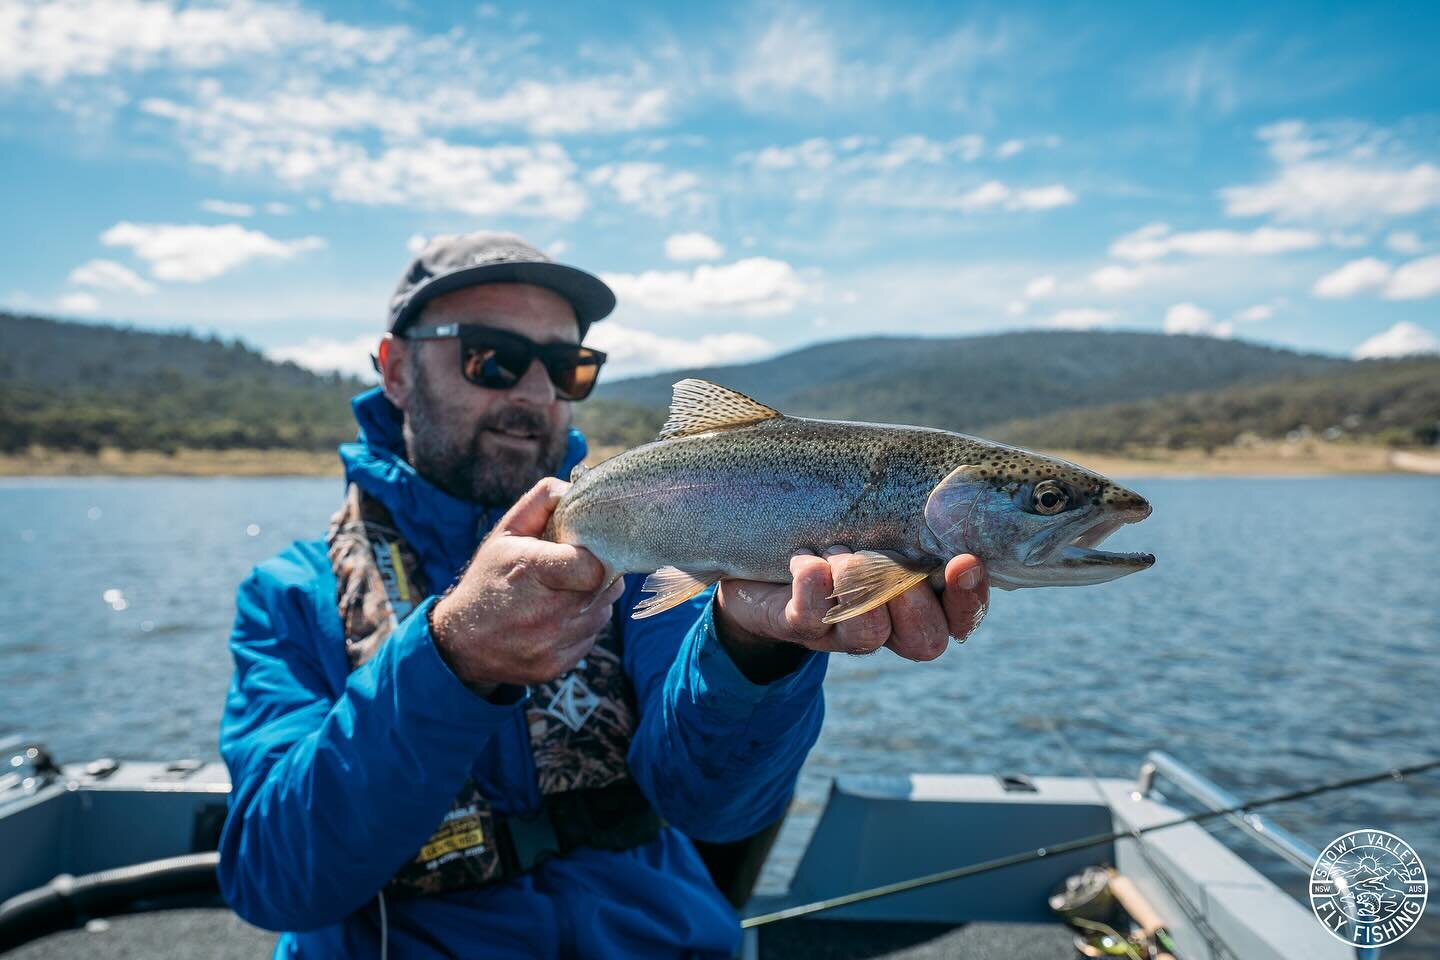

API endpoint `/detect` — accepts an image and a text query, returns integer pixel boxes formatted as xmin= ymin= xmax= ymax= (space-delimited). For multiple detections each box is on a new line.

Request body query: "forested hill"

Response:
xmin=579 ymin=331 xmax=1436 ymax=449
xmin=0 ymin=312 xmax=365 ymax=452
xmin=3 ymin=311 xmax=1436 ymax=455
xmin=590 ymin=331 xmax=1342 ymax=426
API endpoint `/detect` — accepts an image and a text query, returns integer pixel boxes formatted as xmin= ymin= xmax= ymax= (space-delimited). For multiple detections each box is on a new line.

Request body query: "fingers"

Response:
xmin=821 ymin=548 xmax=892 ymax=654
xmin=941 ymin=554 xmax=988 ymax=643
xmin=495 ymin=477 xmax=569 ymax=538
xmin=883 ymin=578 xmax=950 ymax=661
xmin=781 ymin=552 xmax=834 ymax=639
xmin=520 ymin=540 xmax=608 ymax=593
xmin=581 ymin=574 xmax=627 ymax=614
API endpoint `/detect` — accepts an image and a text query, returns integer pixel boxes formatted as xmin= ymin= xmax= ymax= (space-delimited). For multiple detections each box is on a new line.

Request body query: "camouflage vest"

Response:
xmin=327 ymin=483 xmax=643 ymax=896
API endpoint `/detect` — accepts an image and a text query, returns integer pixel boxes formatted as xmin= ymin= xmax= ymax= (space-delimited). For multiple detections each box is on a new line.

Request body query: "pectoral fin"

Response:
xmin=633 ymin=566 xmax=719 ymax=619
xmin=823 ymin=551 xmax=937 ymax=624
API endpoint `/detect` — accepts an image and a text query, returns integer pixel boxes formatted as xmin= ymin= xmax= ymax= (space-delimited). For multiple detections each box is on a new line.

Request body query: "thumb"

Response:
xmin=494 ymin=477 xmax=569 ymax=539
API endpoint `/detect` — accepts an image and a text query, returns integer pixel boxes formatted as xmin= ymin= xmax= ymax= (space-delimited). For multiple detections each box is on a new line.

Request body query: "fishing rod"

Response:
xmin=742 ymin=755 xmax=1440 ymax=928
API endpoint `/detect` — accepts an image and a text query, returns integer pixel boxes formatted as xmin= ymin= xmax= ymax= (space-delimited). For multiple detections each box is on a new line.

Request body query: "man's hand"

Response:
xmin=714 ymin=548 xmax=988 ymax=683
xmin=430 ymin=478 xmax=624 ymax=691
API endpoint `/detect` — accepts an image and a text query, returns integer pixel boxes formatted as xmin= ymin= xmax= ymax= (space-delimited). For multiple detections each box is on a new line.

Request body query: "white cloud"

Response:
xmin=665 ymin=232 xmax=725 ymax=262
xmin=738 ymin=134 xmax=986 ymax=174
xmin=1313 ymin=257 xmax=1391 ymax=298
xmin=1044 ymin=307 xmax=1115 ymax=330
xmin=1005 ymin=300 xmax=1026 ymax=316
xmin=1234 ymin=303 xmax=1274 ymax=323
xmin=1311 ymin=254 xmax=1440 ymax=300
xmin=330 ymin=140 xmax=586 ymax=219
xmin=1111 ymin=222 xmax=1322 ymax=261
xmin=1164 ymin=302 xmax=1232 ymax=338
xmin=142 ymin=82 xmax=628 ymax=219
xmin=743 ymin=137 xmax=839 ymax=172
xmin=3 ymin=2 xmax=666 ymax=138
xmin=0 ymin=0 xmax=403 ymax=84
xmin=406 ymin=234 xmax=428 ymax=254
xmin=264 ymin=202 xmax=291 ymax=215
xmin=145 ymin=94 xmax=589 ymax=217
xmin=1384 ymin=254 xmax=1440 ymax=300
xmin=201 ymin=199 xmax=254 ymax=217
xmin=1023 ymin=274 xmax=1057 ymax=299
xmin=1221 ymin=121 xmax=1440 ymax=224
xmin=56 ymin=291 xmax=100 ymax=314
xmin=66 ymin=258 xmax=154 ymax=294
xmin=602 ymin=258 xmax=807 ymax=316
xmin=1012 ymin=184 xmax=1077 ymax=210
xmin=1387 ymin=231 xmax=1423 ymax=254
xmin=1089 ymin=264 xmax=1144 ymax=292
xmin=996 ymin=138 xmax=1025 ymax=158
xmin=1352 ymin=322 xmax=1440 ymax=359
xmin=267 ymin=334 xmax=378 ymax=380
xmin=730 ymin=13 xmax=1011 ymax=112
xmin=735 ymin=15 xmax=846 ymax=107
xmin=586 ymin=321 xmax=774 ymax=377
xmin=100 ymin=222 xmax=325 ymax=282
xmin=588 ymin=162 xmax=699 ymax=216
xmin=879 ymin=179 xmax=1075 ymax=213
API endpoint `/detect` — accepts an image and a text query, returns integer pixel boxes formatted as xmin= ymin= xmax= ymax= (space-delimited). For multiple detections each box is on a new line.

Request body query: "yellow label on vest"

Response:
xmin=421 ymin=826 xmax=485 ymax=862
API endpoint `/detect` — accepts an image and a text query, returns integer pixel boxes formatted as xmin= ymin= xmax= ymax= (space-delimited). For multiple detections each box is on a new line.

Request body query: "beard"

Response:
xmin=404 ymin=373 xmax=570 ymax=508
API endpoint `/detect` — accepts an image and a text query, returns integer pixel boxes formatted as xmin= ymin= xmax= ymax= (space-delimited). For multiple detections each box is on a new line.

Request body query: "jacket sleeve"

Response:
xmin=621 ymin=578 xmax=828 ymax=843
xmin=217 ymin=556 xmax=523 ymax=931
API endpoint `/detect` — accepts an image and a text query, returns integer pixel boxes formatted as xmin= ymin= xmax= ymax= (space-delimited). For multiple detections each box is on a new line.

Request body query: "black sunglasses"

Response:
xmin=405 ymin=324 xmax=607 ymax=401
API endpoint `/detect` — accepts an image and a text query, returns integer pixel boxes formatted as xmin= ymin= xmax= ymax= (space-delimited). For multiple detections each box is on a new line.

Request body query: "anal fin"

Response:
xmin=823 ymin=551 xmax=937 ymax=624
xmin=633 ymin=566 xmax=719 ymax=619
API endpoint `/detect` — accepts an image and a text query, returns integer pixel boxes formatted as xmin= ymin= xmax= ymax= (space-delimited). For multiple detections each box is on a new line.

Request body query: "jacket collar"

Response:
xmin=339 ymin=387 xmax=587 ymax=590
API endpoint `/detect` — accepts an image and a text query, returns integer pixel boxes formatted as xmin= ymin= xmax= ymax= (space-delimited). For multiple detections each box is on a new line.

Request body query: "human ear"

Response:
xmin=377 ymin=335 xmax=413 ymax=411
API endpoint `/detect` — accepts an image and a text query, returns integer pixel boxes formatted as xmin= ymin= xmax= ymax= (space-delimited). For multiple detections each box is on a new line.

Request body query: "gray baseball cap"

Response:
xmin=388 ymin=232 xmax=615 ymax=338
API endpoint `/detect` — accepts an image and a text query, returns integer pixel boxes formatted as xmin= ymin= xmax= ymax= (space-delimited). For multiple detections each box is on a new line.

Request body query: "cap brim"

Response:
xmin=391 ymin=261 xmax=616 ymax=337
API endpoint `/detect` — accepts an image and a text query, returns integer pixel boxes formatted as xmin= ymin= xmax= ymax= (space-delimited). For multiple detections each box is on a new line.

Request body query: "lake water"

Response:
xmin=2 ymin=474 xmax=1437 ymax=954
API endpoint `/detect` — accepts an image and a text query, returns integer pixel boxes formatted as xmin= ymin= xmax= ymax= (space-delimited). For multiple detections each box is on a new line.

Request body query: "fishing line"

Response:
xmin=741 ymin=755 xmax=1440 ymax=928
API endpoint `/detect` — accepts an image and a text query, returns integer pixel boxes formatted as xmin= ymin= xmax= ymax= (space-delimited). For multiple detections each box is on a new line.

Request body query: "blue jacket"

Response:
xmin=217 ymin=388 xmax=828 ymax=958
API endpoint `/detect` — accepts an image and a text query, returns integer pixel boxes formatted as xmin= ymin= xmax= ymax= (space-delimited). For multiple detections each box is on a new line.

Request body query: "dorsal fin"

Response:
xmin=658 ymin=379 xmax=782 ymax=440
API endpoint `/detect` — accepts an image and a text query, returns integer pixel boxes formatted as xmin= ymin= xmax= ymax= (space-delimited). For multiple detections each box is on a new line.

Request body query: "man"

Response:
xmin=218 ymin=232 xmax=988 ymax=958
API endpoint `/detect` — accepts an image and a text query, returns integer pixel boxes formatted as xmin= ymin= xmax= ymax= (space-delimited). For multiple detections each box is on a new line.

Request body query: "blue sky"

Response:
xmin=2 ymin=0 xmax=1439 ymax=378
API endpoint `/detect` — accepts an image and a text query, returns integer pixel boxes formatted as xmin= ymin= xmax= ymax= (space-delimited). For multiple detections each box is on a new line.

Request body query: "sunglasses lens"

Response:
xmin=461 ymin=332 xmax=533 ymax=388
xmin=548 ymin=354 xmax=601 ymax=400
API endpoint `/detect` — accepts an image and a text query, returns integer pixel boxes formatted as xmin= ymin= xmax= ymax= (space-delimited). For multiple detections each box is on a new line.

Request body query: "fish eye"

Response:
xmin=1031 ymin=479 xmax=1069 ymax=515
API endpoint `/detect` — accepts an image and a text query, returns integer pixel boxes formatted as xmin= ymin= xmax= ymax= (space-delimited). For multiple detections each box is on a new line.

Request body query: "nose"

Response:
xmin=1104 ymin=485 xmax=1152 ymax=520
xmin=508 ymin=357 xmax=558 ymax=405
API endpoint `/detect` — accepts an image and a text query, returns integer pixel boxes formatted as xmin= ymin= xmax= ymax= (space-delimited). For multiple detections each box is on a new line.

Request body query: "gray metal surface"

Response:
xmin=1 ymin=759 xmax=230 ymax=904
xmin=750 ymin=918 xmax=1074 ymax=959
xmin=1100 ymin=779 xmax=1350 ymax=960
xmin=750 ymin=773 xmax=1114 ymax=926
xmin=1135 ymin=751 xmax=1376 ymax=959
xmin=5 ymin=910 xmax=274 ymax=959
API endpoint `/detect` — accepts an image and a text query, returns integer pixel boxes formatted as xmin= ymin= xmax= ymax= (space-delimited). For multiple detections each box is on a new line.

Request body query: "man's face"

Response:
xmin=389 ymin=283 xmax=579 ymax=507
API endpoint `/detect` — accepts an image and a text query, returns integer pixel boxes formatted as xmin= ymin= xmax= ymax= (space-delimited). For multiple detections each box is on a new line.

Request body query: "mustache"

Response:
xmin=476 ymin=405 xmax=553 ymax=437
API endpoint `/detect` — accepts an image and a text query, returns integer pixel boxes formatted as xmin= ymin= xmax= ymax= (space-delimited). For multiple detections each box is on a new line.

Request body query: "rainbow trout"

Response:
xmin=548 ymin=379 xmax=1154 ymax=623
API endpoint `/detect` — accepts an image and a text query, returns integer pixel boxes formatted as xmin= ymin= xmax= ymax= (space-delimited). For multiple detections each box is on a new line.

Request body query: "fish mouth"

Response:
xmin=1026 ymin=507 xmax=1154 ymax=571
xmin=1061 ymin=512 xmax=1155 ymax=569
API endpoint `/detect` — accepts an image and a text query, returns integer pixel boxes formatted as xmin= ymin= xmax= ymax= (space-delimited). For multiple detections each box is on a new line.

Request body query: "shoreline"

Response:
xmin=2 ymin=442 xmax=1438 ymax=479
